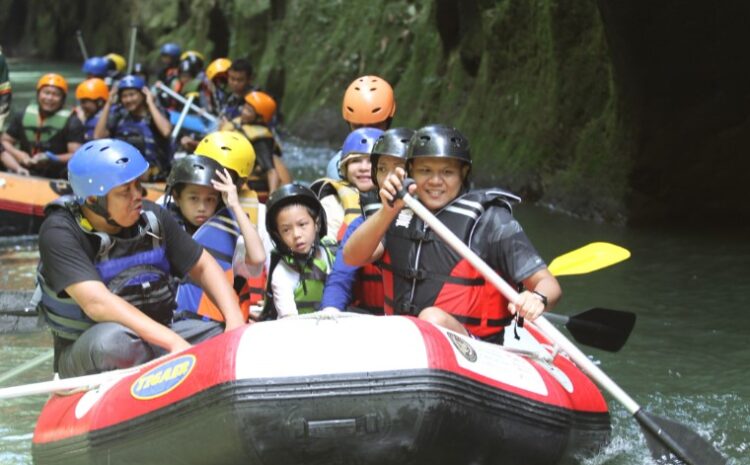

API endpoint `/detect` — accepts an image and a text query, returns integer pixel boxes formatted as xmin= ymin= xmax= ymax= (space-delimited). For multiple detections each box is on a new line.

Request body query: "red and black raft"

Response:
xmin=32 ymin=314 xmax=610 ymax=465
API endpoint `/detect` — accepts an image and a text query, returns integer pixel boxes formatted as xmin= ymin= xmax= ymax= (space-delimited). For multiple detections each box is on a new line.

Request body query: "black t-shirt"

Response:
xmin=470 ymin=205 xmax=546 ymax=284
xmin=5 ymin=108 xmax=85 ymax=155
xmin=39 ymin=200 xmax=203 ymax=297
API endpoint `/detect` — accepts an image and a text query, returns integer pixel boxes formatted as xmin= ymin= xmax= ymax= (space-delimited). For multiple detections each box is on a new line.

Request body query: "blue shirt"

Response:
xmin=319 ymin=215 xmax=365 ymax=310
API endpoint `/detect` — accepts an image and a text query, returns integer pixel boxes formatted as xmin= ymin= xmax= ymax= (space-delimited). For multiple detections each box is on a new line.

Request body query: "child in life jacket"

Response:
xmin=74 ymin=78 xmax=109 ymax=141
xmin=260 ymin=184 xmax=337 ymax=319
xmin=312 ymin=127 xmax=382 ymax=242
xmin=221 ymin=90 xmax=287 ymax=198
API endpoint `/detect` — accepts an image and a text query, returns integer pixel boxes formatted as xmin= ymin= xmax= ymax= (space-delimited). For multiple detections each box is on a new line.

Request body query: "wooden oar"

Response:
xmin=396 ymin=183 xmax=726 ymax=465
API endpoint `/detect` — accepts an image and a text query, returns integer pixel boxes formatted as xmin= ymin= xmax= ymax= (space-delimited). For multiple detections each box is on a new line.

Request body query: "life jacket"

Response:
xmin=228 ymin=119 xmax=278 ymax=195
xmin=351 ymin=190 xmax=384 ymax=315
xmin=37 ymin=197 xmax=174 ymax=341
xmin=260 ymin=237 xmax=337 ymax=320
xmin=22 ymin=103 xmax=71 ymax=155
xmin=111 ymin=107 xmax=163 ymax=171
xmin=310 ymin=178 xmax=362 ymax=241
xmin=381 ymin=189 xmax=521 ymax=339
xmin=175 ymin=200 xmax=263 ymax=322
xmin=77 ymin=108 xmax=102 ymax=141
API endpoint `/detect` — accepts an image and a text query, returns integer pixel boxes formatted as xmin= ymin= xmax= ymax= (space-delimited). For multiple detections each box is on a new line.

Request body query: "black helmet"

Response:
xmin=406 ymin=124 xmax=471 ymax=165
xmin=266 ymin=183 xmax=327 ymax=253
xmin=167 ymin=155 xmax=224 ymax=191
xmin=370 ymin=127 xmax=414 ymax=189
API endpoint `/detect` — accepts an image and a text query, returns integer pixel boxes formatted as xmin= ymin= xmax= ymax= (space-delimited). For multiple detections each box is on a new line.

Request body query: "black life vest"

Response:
xmin=37 ymin=197 xmax=175 ymax=341
xmin=381 ymin=189 xmax=521 ymax=339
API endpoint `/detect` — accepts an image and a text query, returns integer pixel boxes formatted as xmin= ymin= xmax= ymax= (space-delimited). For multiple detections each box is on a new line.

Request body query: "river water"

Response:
xmin=0 ymin=61 xmax=748 ymax=464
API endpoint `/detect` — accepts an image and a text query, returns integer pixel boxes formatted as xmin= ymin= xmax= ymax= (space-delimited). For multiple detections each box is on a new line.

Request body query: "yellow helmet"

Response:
xmin=206 ymin=58 xmax=231 ymax=81
xmin=105 ymin=53 xmax=127 ymax=73
xmin=193 ymin=131 xmax=255 ymax=179
xmin=180 ymin=50 xmax=205 ymax=63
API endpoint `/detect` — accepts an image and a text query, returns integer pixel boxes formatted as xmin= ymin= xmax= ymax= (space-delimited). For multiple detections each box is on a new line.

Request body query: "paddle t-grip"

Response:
xmin=389 ymin=178 xmax=416 ymax=207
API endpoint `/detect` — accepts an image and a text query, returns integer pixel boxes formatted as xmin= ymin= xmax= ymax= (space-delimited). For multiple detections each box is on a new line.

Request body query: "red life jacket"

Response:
xmin=381 ymin=189 xmax=520 ymax=339
xmin=350 ymin=192 xmax=385 ymax=314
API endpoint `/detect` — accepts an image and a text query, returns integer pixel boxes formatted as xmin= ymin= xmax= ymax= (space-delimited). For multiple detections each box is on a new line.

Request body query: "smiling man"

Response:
xmin=344 ymin=124 xmax=562 ymax=345
xmin=1 ymin=73 xmax=84 ymax=178
xmin=36 ymin=139 xmax=245 ymax=378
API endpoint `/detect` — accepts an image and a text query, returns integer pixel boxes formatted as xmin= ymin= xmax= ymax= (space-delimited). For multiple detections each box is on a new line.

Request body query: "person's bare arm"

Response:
xmin=66 ymin=280 xmax=190 ymax=353
xmin=511 ymin=268 xmax=562 ymax=321
xmin=1 ymin=132 xmax=31 ymax=170
xmin=93 ymin=94 xmax=115 ymax=139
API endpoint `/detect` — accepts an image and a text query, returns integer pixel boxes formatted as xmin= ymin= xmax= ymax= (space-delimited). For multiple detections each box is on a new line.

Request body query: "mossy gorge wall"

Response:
xmin=3 ymin=0 xmax=748 ymax=226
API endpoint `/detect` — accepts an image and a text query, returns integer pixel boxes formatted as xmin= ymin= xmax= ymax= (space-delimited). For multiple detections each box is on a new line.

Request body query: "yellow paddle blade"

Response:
xmin=548 ymin=242 xmax=631 ymax=276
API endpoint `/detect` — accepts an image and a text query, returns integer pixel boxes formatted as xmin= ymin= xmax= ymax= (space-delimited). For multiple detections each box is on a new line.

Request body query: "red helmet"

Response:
xmin=341 ymin=75 xmax=396 ymax=125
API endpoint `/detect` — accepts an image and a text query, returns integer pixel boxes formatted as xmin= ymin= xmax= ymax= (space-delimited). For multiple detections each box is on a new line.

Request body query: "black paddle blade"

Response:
xmin=565 ymin=308 xmax=636 ymax=352
xmin=635 ymin=410 xmax=727 ymax=465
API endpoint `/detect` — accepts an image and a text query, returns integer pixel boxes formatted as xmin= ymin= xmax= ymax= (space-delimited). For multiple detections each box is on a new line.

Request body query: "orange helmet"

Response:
xmin=75 ymin=78 xmax=109 ymax=101
xmin=36 ymin=73 xmax=68 ymax=94
xmin=341 ymin=75 xmax=396 ymax=125
xmin=244 ymin=91 xmax=277 ymax=124
xmin=206 ymin=58 xmax=232 ymax=81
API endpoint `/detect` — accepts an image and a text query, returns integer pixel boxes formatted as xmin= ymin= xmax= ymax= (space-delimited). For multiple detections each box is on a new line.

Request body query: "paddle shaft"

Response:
xmin=0 ymin=351 xmax=53 ymax=386
xmin=170 ymin=94 xmax=195 ymax=142
xmin=155 ymin=81 xmax=218 ymax=123
xmin=75 ymin=30 xmax=88 ymax=60
xmin=0 ymin=366 xmax=139 ymax=400
xmin=400 ymin=191 xmax=641 ymax=415
xmin=126 ymin=25 xmax=137 ymax=75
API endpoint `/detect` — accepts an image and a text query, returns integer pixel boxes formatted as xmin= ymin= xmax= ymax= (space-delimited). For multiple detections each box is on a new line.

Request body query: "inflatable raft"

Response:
xmin=32 ymin=314 xmax=610 ymax=465
xmin=0 ymin=172 xmax=166 ymax=235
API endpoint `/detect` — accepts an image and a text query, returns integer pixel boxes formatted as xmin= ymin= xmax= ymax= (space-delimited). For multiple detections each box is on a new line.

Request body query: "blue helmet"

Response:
xmin=160 ymin=42 xmax=181 ymax=58
xmin=118 ymin=75 xmax=145 ymax=92
xmin=81 ymin=56 xmax=109 ymax=78
xmin=338 ymin=127 xmax=383 ymax=179
xmin=68 ymin=139 xmax=148 ymax=200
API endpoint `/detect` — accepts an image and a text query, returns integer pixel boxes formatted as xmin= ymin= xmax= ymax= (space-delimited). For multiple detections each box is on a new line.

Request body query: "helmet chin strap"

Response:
xmin=86 ymin=196 xmax=126 ymax=228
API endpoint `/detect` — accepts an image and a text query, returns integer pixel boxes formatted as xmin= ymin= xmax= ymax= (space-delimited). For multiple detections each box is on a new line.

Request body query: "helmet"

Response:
xmin=265 ymin=183 xmax=327 ymax=251
xmin=105 ymin=53 xmax=127 ymax=74
xmin=206 ymin=58 xmax=231 ymax=81
xmin=178 ymin=58 xmax=200 ymax=77
xmin=68 ymin=139 xmax=148 ymax=199
xmin=338 ymin=127 xmax=383 ymax=179
xmin=36 ymin=73 xmax=68 ymax=94
xmin=75 ymin=78 xmax=109 ymax=101
xmin=244 ymin=91 xmax=277 ymax=124
xmin=180 ymin=50 xmax=205 ymax=69
xmin=118 ymin=74 xmax=146 ymax=92
xmin=160 ymin=42 xmax=181 ymax=57
xmin=167 ymin=155 xmax=223 ymax=190
xmin=407 ymin=124 xmax=471 ymax=164
xmin=81 ymin=56 xmax=109 ymax=77
xmin=193 ymin=131 xmax=256 ymax=179
xmin=370 ymin=127 xmax=414 ymax=188
xmin=342 ymin=75 xmax=396 ymax=125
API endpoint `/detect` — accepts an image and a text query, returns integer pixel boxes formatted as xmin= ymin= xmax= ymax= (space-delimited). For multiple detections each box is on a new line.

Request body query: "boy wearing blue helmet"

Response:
xmin=94 ymin=74 xmax=173 ymax=179
xmin=36 ymin=139 xmax=245 ymax=378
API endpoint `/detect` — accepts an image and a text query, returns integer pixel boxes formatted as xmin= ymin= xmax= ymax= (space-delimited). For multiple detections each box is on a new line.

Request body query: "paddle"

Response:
xmin=75 ymin=30 xmax=88 ymax=60
xmin=0 ymin=350 xmax=53 ymax=386
xmin=155 ymin=81 xmax=219 ymax=124
xmin=543 ymin=308 xmax=634 ymax=352
xmin=0 ymin=365 xmax=141 ymax=400
xmin=170 ymin=94 xmax=195 ymax=144
xmin=395 ymin=182 xmax=726 ymax=465
xmin=126 ymin=24 xmax=138 ymax=75
xmin=548 ymin=242 xmax=631 ymax=276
